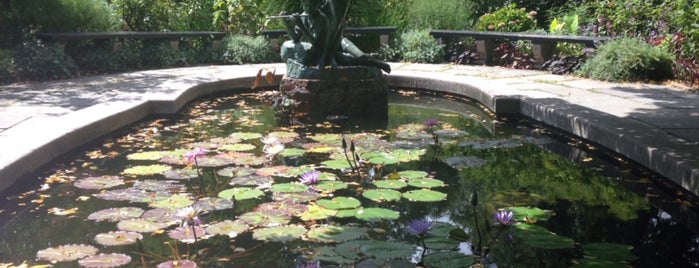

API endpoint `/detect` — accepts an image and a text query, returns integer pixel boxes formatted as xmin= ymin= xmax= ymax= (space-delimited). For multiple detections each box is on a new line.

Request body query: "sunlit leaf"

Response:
xmin=117 ymin=219 xmax=168 ymax=233
xmin=355 ymin=208 xmax=399 ymax=221
xmin=206 ymin=220 xmax=249 ymax=237
xmin=94 ymin=231 xmax=143 ymax=246
xmin=271 ymin=183 xmax=308 ymax=193
xmin=36 ymin=244 xmax=98 ymax=262
xmin=87 ymin=207 xmax=144 ymax=222
xmin=316 ymin=197 xmax=361 ymax=210
xmin=229 ymin=132 xmax=263 ymax=140
xmin=150 ymin=194 xmax=193 ymax=209
xmin=407 ymin=178 xmax=446 ymax=188
xmin=126 ymin=150 xmax=186 ymax=161
xmin=397 ymin=170 xmax=428 ymax=179
xmin=253 ymin=225 xmax=306 ymax=242
xmin=299 ymin=203 xmax=337 ymax=221
xmin=307 ymin=225 xmax=367 ymax=243
xmin=218 ymin=187 xmax=265 ymax=200
xmin=74 ymin=175 xmax=125 ymax=190
xmin=238 ymin=211 xmax=291 ymax=227
xmin=122 ymin=164 xmax=172 ymax=176
xmin=372 ymin=180 xmax=407 ymax=189
xmin=362 ymin=189 xmax=402 ymax=202
xmin=168 ymin=226 xmax=207 ymax=243
xmin=402 ymin=189 xmax=447 ymax=202
xmin=78 ymin=253 xmax=132 ymax=268
xmin=220 ymin=143 xmax=256 ymax=152
xmin=315 ymin=181 xmax=348 ymax=192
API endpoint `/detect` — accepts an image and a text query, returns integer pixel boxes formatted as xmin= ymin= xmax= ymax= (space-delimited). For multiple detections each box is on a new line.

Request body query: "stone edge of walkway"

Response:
xmin=0 ymin=65 xmax=697 ymax=198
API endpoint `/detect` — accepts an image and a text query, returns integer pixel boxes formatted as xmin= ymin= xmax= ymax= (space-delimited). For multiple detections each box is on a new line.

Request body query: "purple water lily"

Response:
xmin=184 ymin=147 xmax=206 ymax=163
xmin=494 ymin=209 xmax=514 ymax=225
xmin=407 ymin=218 xmax=432 ymax=236
xmin=299 ymin=170 xmax=320 ymax=185
xmin=424 ymin=118 xmax=439 ymax=128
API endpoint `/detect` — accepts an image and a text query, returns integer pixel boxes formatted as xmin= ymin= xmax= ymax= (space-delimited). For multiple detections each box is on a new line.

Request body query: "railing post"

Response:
xmin=475 ymin=39 xmax=495 ymax=65
xmin=531 ymin=40 xmax=556 ymax=67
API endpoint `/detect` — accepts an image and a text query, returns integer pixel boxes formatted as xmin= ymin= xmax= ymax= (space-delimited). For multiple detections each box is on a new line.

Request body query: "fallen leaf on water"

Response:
xmin=48 ymin=207 xmax=79 ymax=216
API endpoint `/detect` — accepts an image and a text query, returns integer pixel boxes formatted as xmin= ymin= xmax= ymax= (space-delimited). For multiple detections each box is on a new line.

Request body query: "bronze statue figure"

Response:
xmin=279 ymin=0 xmax=390 ymax=73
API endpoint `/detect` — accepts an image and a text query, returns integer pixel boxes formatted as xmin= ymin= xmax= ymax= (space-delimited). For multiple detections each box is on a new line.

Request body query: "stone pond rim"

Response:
xmin=0 ymin=64 xmax=696 ymax=201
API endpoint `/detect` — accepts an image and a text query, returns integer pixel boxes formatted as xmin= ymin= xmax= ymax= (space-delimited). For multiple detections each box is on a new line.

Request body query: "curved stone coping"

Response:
xmin=1 ymin=65 xmax=697 ymax=199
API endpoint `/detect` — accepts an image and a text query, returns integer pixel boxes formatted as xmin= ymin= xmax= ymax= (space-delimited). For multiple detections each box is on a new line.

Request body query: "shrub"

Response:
xmin=11 ymin=41 xmax=78 ymax=81
xmin=576 ymin=38 xmax=674 ymax=82
xmin=221 ymin=35 xmax=278 ymax=64
xmin=398 ymin=30 xmax=444 ymax=63
xmin=406 ymin=0 xmax=476 ymax=30
xmin=475 ymin=4 xmax=537 ymax=32
xmin=0 ymin=49 xmax=15 ymax=83
xmin=12 ymin=0 xmax=119 ymax=32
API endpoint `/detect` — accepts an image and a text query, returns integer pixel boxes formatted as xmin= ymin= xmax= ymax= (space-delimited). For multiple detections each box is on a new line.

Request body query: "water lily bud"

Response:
xmin=470 ymin=191 xmax=478 ymax=206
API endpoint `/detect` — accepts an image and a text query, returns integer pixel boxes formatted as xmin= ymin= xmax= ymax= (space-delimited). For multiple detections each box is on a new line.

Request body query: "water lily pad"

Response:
xmin=403 ymin=189 xmax=447 ymax=202
xmin=150 ymin=194 xmax=193 ymax=209
xmin=316 ymin=197 xmax=361 ymax=210
xmin=87 ymin=207 xmax=144 ymax=222
xmin=407 ymin=178 xmax=446 ymax=188
xmin=74 ymin=175 xmax=125 ymax=190
xmin=206 ymin=220 xmax=249 ymax=237
xmin=253 ymin=225 xmax=307 ymax=242
xmin=321 ymin=159 xmax=352 ymax=170
xmin=514 ymin=224 xmax=573 ymax=250
xmin=220 ymin=143 xmax=256 ymax=152
xmin=36 ymin=244 xmax=99 ymax=262
xmin=168 ymin=226 xmax=207 ymax=243
xmin=279 ymin=166 xmax=316 ymax=177
xmin=583 ymin=243 xmax=638 ymax=262
xmin=157 ymin=260 xmax=197 ymax=268
xmin=255 ymin=165 xmax=289 ymax=176
xmin=228 ymin=175 xmax=273 ymax=187
xmin=162 ymin=169 xmax=199 ymax=180
xmin=391 ymin=149 xmax=426 ymax=162
xmin=93 ymin=188 xmax=166 ymax=203
xmin=192 ymin=197 xmax=234 ymax=211
xmin=117 ymin=219 xmax=168 ymax=232
xmin=424 ymin=237 xmax=460 ymax=250
xmin=423 ymin=252 xmax=475 ymax=268
xmin=310 ymin=246 xmax=358 ymax=264
xmin=509 ymin=206 xmax=552 ymax=221
xmin=217 ymin=166 xmax=256 ymax=177
xmin=218 ymin=187 xmax=265 ymax=201
xmin=229 ymin=132 xmax=263 ymax=140
xmin=94 ymin=231 xmax=143 ymax=246
xmin=362 ymin=189 xmax=402 ymax=202
xmin=196 ymin=155 xmax=237 ymax=167
xmin=238 ymin=211 xmax=291 ymax=227
xmin=315 ymin=181 xmax=348 ymax=192
xmin=255 ymin=201 xmax=307 ymax=217
xmin=140 ymin=208 xmax=179 ymax=224
xmin=334 ymin=208 xmax=361 ymax=218
xmin=308 ymin=133 xmax=342 ymax=143
xmin=358 ymin=240 xmax=415 ymax=259
xmin=460 ymin=138 xmax=522 ymax=149
xmin=268 ymin=131 xmax=300 ymax=141
xmin=272 ymin=191 xmax=321 ymax=203
xmin=233 ymin=155 xmax=267 ymax=166
xmin=279 ymin=148 xmax=305 ymax=157
xmin=78 ymin=253 xmax=132 ymax=267
xmin=355 ymin=208 xmax=399 ymax=221
xmin=307 ymin=225 xmax=367 ymax=243
xmin=299 ymin=204 xmax=338 ymax=221
xmin=127 ymin=150 xmax=186 ymax=161
xmin=434 ymin=129 xmax=468 ymax=138
xmin=133 ymin=179 xmax=182 ymax=192
xmin=271 ymin=183 xmax=308 ymax=193
xmin=575 ymin=258 xmax=629 ymax=268
xmin=443 ymin=156 xmax=487 ymax=169
xmin=361 ymin=152 xmax=398 ymax=165
xmin=122 ymin=164 xmax=172 ymax=176
xmin=372 ymin=180 xmax=407 ymax=190
xmin=397 ymin=170 xmax=428 ymax=179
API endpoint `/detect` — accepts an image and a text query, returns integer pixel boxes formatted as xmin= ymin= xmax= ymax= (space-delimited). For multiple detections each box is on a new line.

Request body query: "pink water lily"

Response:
xmin=184 ymin=147 xmax=206 ymax=163
xmin=299 ymin=170 xmax=320 ymax=185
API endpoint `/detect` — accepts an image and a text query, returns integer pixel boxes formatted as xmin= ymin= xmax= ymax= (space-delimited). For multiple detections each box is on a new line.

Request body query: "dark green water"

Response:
xmin=0 ymin=90 xmax=697 ymax=267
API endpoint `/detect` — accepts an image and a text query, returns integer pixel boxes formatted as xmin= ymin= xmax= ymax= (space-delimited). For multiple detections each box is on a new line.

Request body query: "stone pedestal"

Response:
xmin=276 ymin=59 xmax=388 ymax=124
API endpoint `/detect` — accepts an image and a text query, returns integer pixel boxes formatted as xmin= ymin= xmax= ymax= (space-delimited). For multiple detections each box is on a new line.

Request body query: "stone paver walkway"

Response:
xmin=1 ymin=63 xmax=697 ymax=196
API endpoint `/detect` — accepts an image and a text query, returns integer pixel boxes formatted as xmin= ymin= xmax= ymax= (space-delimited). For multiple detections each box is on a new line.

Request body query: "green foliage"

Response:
xmin=475 ymin=4 xmax=537 ymax=32
xmin=405 ymin=0 xmax=476 ymax=30
xmin=548 ymin=13 xmax=584 ymax=56
xmin=0 ymin=49 xmax=15 ymax=83
xmin=214 ymin=0 xmax=267 ymax=34
xmin=9 ymin=0 xmax=120 ymax=32
xmin=670 ymin=0 xmax=699 ymax=59
xmin=398 ymin=30 xmax=444 ymax=63
xmin=11 ymin=41 xmax=78 ymax=81
xmin=576 ymin=38 xmax=674 ymax=82
xmin=221 ymin=35 xmax=279 ymax=64
xmin=114 ymin=0 xmax=215 ymax=31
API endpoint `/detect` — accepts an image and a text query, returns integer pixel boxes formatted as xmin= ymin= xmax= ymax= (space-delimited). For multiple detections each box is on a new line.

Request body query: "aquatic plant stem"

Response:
xmin=191 ymin=225 xmax=199 ymax=253
xmin=193 ymin=159 xmax=205 ymax=195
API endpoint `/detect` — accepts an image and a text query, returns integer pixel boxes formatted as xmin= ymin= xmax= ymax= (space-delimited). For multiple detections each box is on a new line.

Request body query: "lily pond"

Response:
xmin=1 ymin=89 xmax=698 ymax=268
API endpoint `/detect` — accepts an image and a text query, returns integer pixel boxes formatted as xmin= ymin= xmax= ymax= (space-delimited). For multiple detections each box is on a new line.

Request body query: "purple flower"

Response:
xmin=184 ymin=147 xmax=206 ymax=163
xmin=176 ymin=206 xmax=203 ymax=227
xmin=494 ymin=210 xmax=514 ymax=225
xmin=407 ymin=218 xmax=432 ymax=236
xmin=424 ymin=118 xmax=438 ymax=128
xmin=299 ymin=170 xmax=320 ymax=185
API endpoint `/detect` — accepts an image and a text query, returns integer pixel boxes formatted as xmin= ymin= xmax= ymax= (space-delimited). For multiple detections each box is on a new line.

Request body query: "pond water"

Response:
xmin=0 ymin=89 xmax=698 ymax=267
